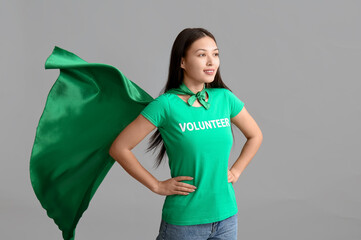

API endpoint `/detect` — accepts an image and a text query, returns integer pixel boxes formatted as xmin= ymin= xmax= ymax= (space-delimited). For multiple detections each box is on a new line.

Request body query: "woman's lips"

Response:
xmin=204 ymin=69 xmax=215 ymax=75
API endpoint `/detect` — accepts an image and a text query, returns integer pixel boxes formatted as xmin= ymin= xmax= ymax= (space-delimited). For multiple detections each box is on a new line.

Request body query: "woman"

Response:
xmin=109 ymin=28 xmax=263 ymax=240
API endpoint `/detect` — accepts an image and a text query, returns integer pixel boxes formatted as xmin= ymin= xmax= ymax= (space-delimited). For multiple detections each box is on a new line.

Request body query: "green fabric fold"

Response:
xmin=167 ymin=81 xmax=210 ymax=109
xmin=29 ymin=46 xmax=154 ymax=240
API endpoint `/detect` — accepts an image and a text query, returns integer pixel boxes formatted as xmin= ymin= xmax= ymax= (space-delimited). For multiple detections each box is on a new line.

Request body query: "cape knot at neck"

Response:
xmin=196 ymin=91 xmax=205 ymax=99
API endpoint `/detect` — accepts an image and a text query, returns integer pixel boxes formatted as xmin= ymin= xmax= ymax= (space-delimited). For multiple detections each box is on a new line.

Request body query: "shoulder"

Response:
xmin=151 ymin=92 xmax=170 ymax=102
xmin=210 ymin=88 xmax=243 ymax=105
xmin=208 ymin=87 xmax=229 ymax=92
xmin=208 ymin=87 xmax=231 ymax=96
xmin=215 ymin=88 xmax=240 ymax=97
xmin=145 ymin=93 xmax=170 ymax=110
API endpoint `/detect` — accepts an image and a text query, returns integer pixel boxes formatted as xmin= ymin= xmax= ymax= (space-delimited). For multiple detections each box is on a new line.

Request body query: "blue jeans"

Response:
xmin=155 ymin=213 xmax=238 ymax=240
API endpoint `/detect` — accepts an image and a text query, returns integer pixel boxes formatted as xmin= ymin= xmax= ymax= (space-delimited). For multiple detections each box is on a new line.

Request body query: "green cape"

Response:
xmin=30 ymin=46 xmax=154 ymax=240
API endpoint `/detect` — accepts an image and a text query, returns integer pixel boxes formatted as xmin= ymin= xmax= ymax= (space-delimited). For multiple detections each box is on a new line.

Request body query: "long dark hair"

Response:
xmin=146 ymin=27 xmax=236 ymax=169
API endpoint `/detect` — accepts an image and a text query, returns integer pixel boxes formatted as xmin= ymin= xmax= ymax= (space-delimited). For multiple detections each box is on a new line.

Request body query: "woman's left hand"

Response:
xmin=228 ymin=169 xmax=240 ymax=184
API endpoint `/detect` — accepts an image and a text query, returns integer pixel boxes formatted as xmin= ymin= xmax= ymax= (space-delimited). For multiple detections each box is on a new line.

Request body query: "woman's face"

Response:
xmin=181 ymin=36 xmax=220 ymax=85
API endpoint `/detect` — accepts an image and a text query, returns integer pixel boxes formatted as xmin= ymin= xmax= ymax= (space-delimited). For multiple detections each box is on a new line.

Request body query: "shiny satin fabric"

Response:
xmin=30 ymin=46 xmax=154 ymax=240
xmin=167 ymin=81 xmax=210 ymax=109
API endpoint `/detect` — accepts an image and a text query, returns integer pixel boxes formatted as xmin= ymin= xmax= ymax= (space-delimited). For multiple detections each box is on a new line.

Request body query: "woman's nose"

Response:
xmin=206 ymin=58 xmax=213 ymax=66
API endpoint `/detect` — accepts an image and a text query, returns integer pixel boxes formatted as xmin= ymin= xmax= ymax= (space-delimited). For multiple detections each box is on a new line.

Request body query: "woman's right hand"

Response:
xmin=154 ymin=176 xmax=197 ymax=196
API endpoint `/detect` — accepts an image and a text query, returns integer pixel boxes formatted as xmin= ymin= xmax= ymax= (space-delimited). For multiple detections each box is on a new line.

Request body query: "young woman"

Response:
xmin=109 ymin=28 xmax=263 ymax=240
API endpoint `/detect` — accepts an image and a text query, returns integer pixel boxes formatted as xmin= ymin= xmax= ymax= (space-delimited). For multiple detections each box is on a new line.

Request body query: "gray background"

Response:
xmin=1 ymin=0 xmax=360 ymax=239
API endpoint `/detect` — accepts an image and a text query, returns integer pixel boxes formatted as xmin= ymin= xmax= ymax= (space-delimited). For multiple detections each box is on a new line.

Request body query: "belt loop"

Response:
xmin=211 ymin=221 xmax=217 ymax=233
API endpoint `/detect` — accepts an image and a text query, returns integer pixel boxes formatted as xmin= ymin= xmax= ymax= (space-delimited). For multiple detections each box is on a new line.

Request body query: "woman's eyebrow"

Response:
xmin=195 ymin=48 xmax=219 ymax=53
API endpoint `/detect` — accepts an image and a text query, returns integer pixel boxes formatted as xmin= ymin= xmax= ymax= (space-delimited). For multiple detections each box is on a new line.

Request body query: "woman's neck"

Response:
xmin=182 ymin=79 xmax=205 ymax=94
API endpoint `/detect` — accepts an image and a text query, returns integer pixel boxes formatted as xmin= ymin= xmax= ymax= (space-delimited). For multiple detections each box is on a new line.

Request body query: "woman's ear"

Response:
xmin=180 ymin=58 xmax=185 ymax=69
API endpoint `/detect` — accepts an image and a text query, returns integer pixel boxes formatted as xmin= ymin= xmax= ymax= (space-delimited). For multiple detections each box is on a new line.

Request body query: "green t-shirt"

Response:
xmin=140 ymin=87 xmax=245 ymax=225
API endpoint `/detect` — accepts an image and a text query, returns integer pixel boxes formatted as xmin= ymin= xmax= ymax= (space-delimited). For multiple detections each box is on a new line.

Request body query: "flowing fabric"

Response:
xmin=29 ymin=46 xmax=154 ymax=240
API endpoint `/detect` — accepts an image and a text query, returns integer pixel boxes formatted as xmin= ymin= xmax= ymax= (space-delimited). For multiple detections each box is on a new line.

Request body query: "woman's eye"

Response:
xmin=198 ymin=53 xmax=219 ymax=57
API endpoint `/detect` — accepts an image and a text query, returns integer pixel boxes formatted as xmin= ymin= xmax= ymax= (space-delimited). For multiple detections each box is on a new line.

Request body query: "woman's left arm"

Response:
xmin=228 ymin=107 xmax=263 ymax=184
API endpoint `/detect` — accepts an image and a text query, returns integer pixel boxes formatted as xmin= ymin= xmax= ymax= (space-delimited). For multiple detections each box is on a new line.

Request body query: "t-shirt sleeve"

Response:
xmin=140 ymin=94 xmax=169 ymax=128
xmin=226 ymin=89 xmax=245 ymax=118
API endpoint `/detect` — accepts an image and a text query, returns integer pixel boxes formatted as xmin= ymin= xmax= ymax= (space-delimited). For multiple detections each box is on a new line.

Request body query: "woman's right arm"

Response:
xmin=109 ymin=114 xmax=196 ymax=196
